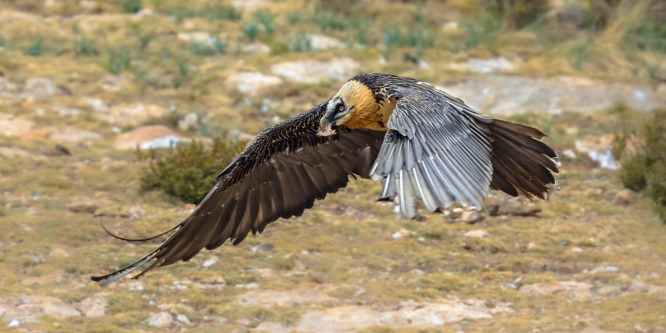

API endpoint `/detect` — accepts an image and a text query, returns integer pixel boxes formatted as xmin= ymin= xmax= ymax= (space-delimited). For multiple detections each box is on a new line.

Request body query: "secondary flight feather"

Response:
xmin=92 ymin=73 xmax=558 ymax=285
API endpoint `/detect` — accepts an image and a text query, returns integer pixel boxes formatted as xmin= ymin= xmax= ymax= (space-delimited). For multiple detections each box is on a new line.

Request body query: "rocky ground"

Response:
xmin=1 ymin=0 xmax=665 ymax=332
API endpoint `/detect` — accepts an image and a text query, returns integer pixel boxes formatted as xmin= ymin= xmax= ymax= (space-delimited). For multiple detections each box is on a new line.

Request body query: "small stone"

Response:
xmin=574 ymin=134 xmax=618 ymax=170
xmin=0 ymin=114 xmax=36 ymax=137
xmin=0 ymin=76 xmax=19 ymax=97
xmin=255 ymin=321 xmax=289 ymax=333
xmin=127 ymin=280 xmax=144 ymax=291
xmin=178 ymin=112 xmax=198 ymax=131
xmin=590 ymin=266 xmax=619 ymax=274
xmin=137 ymin=8 xmax=153 ymax=17
xmin=613 ymin=189 xmax=638 ymax=206
xmin=66 ymin=202 xmax=98 ymax=214
xmin=40 ymin=297 xmax=82 ymax=318
xmin=8 ymin=318 xmax=19 ymax=327
xmin=392 ymin=228 xmax=412 ymax=239
xmin=235 ymin=283 xmax=260 ymax=289
xmin=22 ymin=77 xmax=58 ymax=98
xmin=308 ymin=34 xmax=344 ymax=50
xmin=520 ymin=283 xmax=562 ymax=296
xmin=99 ymin=75 xmax=130 ymax=92
xmin=231 ymin=0 xmax=269 ymax=10
xmin=562 ymin=149 xmax=577 ymax=159
xmin=460 ymin=210 xmax=483 ymax=223
xmin=177 ymin=31 xmax=214 ymax=44
xmin=464 ymin=229 xmax=489 ymax=238
xmin=49 ymin=248 xmax=69 ymax=258
xmin=443 ymin=21 xmax=459 ymax=33
xmin=79 ymin=296 xmax=108 ymax=318
xmin=176 ymin=314 xmax=191 ymax=325
xmin=51 ymin=127 xmax=101 ymax=143
xmin=83 ymin=98 xmax=109 ymax=112
xmin=105 ymin=104 xmax=169 ymax=126
xmin=597 ymin=285 xmax=621 ymax=296
xmin=571 ymin=247 xmax=583 ymax=254
xmin=527 ymin=242 xmax=536 ymax=250
xmin=250 ymin=243 xmax=274 ymax=252
xmin=129 ymin=206 xmax=146 ymax=219
xmin=112 ymin=125 xmax=184 ymax=150
xmin=202 ymin=257 xmax=218 ymax=268
xmin=226 ymin=72 xmax=283 ymax=96
xmin=243 ymin=42 xmax=271 ymax=54
xmin=255 ymin=268 xmax=277 ymax=280
xmin=583 ymin=188 xmax=603 ymax=198
xmin=148 ymin=312 xmax=173 ymax=328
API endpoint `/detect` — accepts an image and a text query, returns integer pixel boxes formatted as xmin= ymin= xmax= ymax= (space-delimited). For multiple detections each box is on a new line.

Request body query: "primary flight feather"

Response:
xmin=92 ymin=73 xmax=558 ymax=285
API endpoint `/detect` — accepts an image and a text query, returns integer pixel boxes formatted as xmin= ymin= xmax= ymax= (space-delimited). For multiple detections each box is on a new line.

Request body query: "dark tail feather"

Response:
xmin=487 ymin=119 xmax=558 ymax=199
xmin=91 ymin=219 xmax=189 ymax=285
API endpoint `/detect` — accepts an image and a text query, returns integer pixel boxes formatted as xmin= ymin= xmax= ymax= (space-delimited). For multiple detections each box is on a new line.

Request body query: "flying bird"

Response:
xmin=92 ymin=73 xmax=558 ymax=285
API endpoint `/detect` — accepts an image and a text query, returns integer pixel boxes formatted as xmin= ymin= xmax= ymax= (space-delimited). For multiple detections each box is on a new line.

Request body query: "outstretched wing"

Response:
xmin=370 ymin=78 xmax=495 ymax=218
xmin=92 ymin=102 xmax=385 ymax=284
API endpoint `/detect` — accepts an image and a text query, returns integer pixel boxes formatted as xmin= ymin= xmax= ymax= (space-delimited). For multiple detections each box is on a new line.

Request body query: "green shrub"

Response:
xmin=254 ymin=11 xmax=276 ymax=36
xmin=27 ymin=37 xmax=44 ymax=56
xmin=312 ymin=11 xmax=347 ymax=32
xmin=74 ymin=37 xmax=98 ymax=56
xmin=383 ymin=27 xmax=402 ymax=48
xmin=103 ymin=48 xmax=131 ymax=74
xmin=138 ymin=34 xmax=154 ymax=51
xmin=291 ymin=34 xmax=312 ymax=52
xmin=192 ymin=43 xmax=216 ymax=56
xmin=192 ymin=36 xmax=227 ymax=56
xmin=138 ymin=136 xmax=247 ymax=204
xmin=122 ymin=0 xmax=142 ymax=14
xmin=495 ymin=0 xmax=548 ymax=29
xmin=203 ymin=5 xmax=241 ymax=22
xmin=242 ymin=22 xmax=260 ymax=41
xmin=618 ymin=110 xmax=666 ymax=222
xmin=351 ymin=17 xmax=369 ymax=45
xmin=462 ymin=9 xmax=503 ymax=50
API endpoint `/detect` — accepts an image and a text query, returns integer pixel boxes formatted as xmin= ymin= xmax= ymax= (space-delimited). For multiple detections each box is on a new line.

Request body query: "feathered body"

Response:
xmin=93 ymin=73 xmax=558 ymax=285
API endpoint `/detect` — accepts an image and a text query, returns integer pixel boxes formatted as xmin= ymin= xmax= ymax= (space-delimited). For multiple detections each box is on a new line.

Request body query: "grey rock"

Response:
xmin=178 ymin=112 xmax=199 ymax=131
xmin=22 ymin=78 xmax=58 ymax=98
xmin=148 ymin=312 xmax=173 ymax=327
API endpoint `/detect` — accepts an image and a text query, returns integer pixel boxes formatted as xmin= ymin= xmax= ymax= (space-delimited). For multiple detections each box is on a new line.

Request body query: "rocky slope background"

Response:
xmin=0 ymin=0 xmax=665 ymax=332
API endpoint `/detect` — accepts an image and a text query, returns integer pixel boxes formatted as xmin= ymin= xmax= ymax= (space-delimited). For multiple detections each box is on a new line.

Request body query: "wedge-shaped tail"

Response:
xmin=487 ymin=119 xmax=558 ymax=199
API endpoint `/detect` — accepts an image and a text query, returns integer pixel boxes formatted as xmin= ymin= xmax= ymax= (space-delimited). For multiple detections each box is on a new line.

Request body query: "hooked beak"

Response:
xmin=316 ymin=114 xmax=337 ymax=137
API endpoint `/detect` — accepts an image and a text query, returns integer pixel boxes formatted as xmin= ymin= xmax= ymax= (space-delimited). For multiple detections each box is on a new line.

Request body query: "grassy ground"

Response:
xmin=0 ymin=0 xmax=665 ymax=332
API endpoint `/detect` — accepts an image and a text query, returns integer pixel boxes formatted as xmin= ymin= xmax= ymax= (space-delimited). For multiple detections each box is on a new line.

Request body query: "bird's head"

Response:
xmin=316 ymin=80 xmax=378 ymax=136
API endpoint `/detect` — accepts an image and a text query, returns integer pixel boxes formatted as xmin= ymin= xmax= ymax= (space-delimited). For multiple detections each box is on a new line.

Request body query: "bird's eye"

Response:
xmin=337 ymin=104 xmax=345 ymax=112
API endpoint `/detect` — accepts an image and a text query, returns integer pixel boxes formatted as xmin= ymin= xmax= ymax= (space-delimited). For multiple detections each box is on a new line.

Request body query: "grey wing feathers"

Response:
xmin=370 ymin=82 xmax=493 ymax=218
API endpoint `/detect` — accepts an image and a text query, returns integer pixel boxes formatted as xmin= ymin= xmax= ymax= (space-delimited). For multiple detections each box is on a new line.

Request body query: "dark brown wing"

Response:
xmin=92 ymin=102 xmax=385 ymax=285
